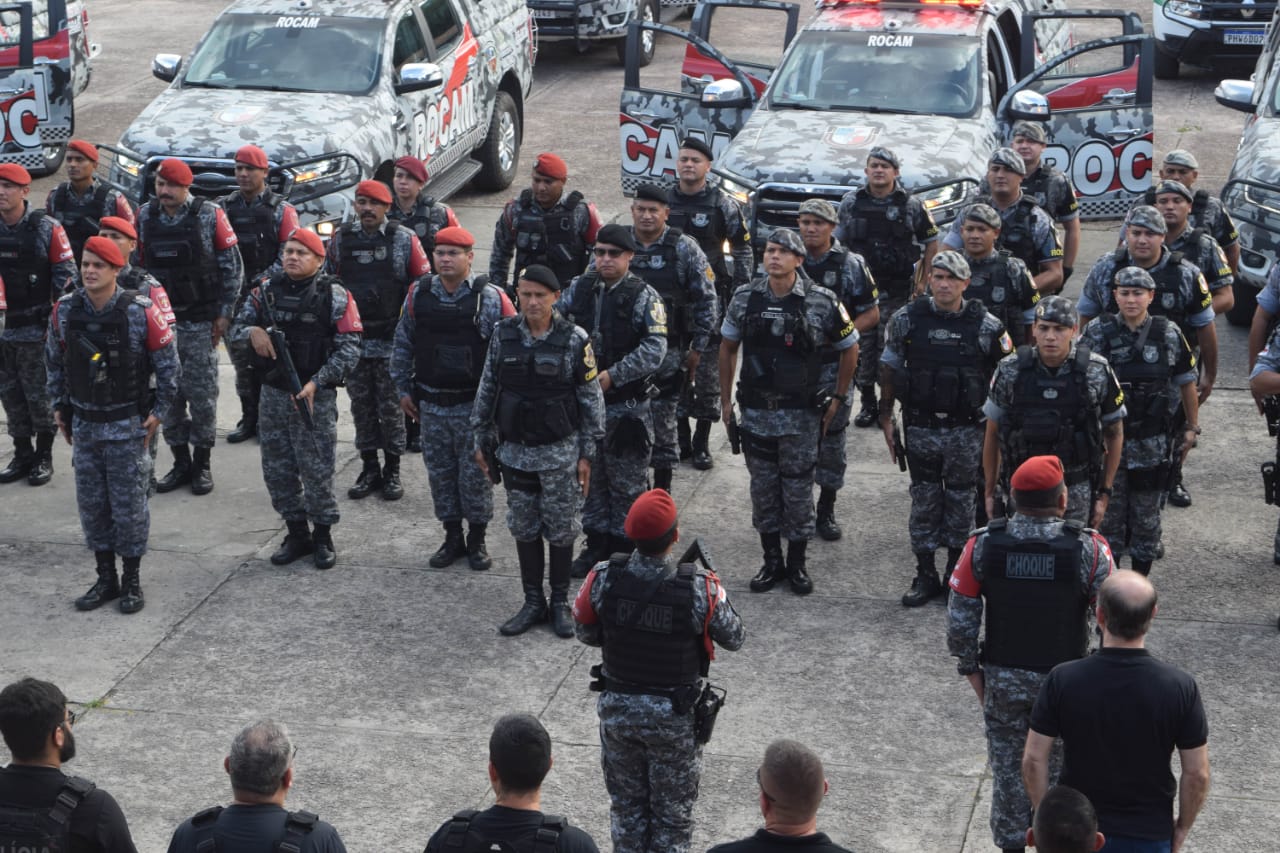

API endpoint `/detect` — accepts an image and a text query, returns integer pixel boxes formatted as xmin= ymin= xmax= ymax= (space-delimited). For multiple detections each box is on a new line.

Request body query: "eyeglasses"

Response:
xmin=756 ymin=768 xmax=776 ymax=803
xmin=61 ymin=708 xmax=79 ymax=730
xmin=593 ymin=247 xmax=626 ymax=258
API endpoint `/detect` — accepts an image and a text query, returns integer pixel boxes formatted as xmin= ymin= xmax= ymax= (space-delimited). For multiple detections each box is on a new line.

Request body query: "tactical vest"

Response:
xmin=1143 ymin=186 xmax=1210 ymax=224
xmin=1093 ymin=314 xmax=1177 ymax=440
xmin=631 ymin=228 xmax=692 ymax=347
xmin=0 ymin=775 xmax=94 ymax=853
xmin=841 ymin=189 xmax=919 ymax=290
xmin=803 ymin=247 xmax=847 ymax=300
xmin=1106 ymin=248 xmax=1194 ymax=337
xmin=52 ymin=181 xmax=111 ymax=262
xmin=143 ymin=197 xmax=222 ymax=322
xmin=117 ymin=266 xmax=157 ymax=301
xmin=980 ymin=519 xmax=1089 ymax=671
xmin=389 ymin=195 xmax=444 ymax=255
xmin=188 ymin=804 xmax=318 ymax=853
xmin=668 ymin=187 xmax=730 ymax=286
xmin=738 ymin=287 xmax=823 ymax=410
xmin=901 ymin=299 xmax=989 ymax=424
xmin=337 ymin=221 xmax=403 ymax=340
xmin=581 ymin=275 xmax=649 ymax=404
xmin=1020 ymin=167 xmax=1053 ymax=211
xmin=1001 ymin=345 xmax=1099 ymax=481
xmin=440 ymin=809 xmax=565 ymax=853
xmin=65 ymin=290 xmax=148 ymax=422
xmin=495 ymin=316 xmax=581 ymax=445
xmin=412 ymin=278 xmax=490 ymax=401
xmin=221 ymin=190 xmax=282 ymax=279
xmin=0 ymin=210 xmax=54 ymax=329
xmin=258 ymin=274 xmax=335 ymax=390
xmin=988 ymin=195 xmax=1040 ymax=269
xmin=965 ymin=251 xmax=1018 ymax=331
xmin=601 ymin=559 xmax=703 ymax=689
xmin=513 ymin=189 xmax=587 ymax=285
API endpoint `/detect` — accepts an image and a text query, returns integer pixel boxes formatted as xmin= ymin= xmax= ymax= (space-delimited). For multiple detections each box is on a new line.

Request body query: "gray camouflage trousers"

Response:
xmin=1065 ymin=481 xmax=1091 ymax=525
xmin=229 ymin=337 xmax=259 ymax=399
xmin=74 ymin=430 xmax=150 ymax=557
xmin=163 ymin=322 xmax=218 ymax=449
xmin=600 ymin=717 xmax=702 ymax=853
xmin=983 ymin=665 xmax=1062 ymax=849
xmin=906 ymin=424 xmax=983 ymax=552
xmin=815 ymin=398 xmax=853 ymax=491
xmin=420 ymin=408 xmax=493 ymax=523
xmin=651 ymin=395 xmax=681 ymax=470
xmin=677 ymin=336 xmax=720 ymax=422
xmin=259 ymin=385 xmax=340 ymax=525
xmin=583 ymin=408 xmax=652 ymax=538
xmin=505 ymin=462 xmax=583 ymax=547
xmin=346 ymin=357 xmax=406 ymax=455
xmin=1099 ymin=467 xmax=1162 ymax=562
xmin=743 ymin=414 xmax=821 ymax=541
xmin=0 ymin=339 xmax=54 ymax=438
xmin=855 ymin=294 xmax=905 ymax=392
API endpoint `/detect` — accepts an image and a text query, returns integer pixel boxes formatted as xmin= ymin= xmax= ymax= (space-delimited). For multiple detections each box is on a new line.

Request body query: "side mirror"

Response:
xmin=701 ymin=78 xmax=748 ymax=106
xmin=1007 ymin=90 xmax=1049 ymax=121
xmin=152 ymin=54 xmax=182 ymax=83
xmin=1214 ymin=79 xmax=1257 ymax=114
xmin=394 ymin=62 xmax=444 ymax=95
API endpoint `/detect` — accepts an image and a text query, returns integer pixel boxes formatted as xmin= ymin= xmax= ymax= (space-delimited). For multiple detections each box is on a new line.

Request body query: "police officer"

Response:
xmin=231 ymin=229 xmax=363 ymax=571
xmin=47 ymin=236 xmax=179 ymax=614
xmin=1149 ymin=180 xmax=1234 ymax=314
xmin=1132 ymin=149 xmax=1239 ymax=273
xmin=391 ymin=226 xmax=512 ymax=572
xmin=0 ymin=163 xmax=78 ymax=487
xmin=1081 ymin=267 xmax=1199 ymax=574
xmin=490 ymin=153 xmax=601 ymax=296
xmin=669 ymin=137 xmax=753 ymax=470
xmin=471 ymin=264 xmax=605 ymax=637
xmin=947 ymin=455 xmax=1114 ymax=853
xmin=879 ymin=251 xmax=1013 ymax=606
xmin=797 ymin=198 xmax=879 ymax=541
xmin=955 ymin=204 xmax=1038 ymax=346
xmin=135 ymin=158 xmax=243 ymax=496
xmin=627 ymin=183 xmax=716 ymax=493
xmin=325 ymin=179 xmax=431 ymax=501
xmin=559 ymin=224 xmax=668 ymax=576
xmin=219 ymin=144 xmax=300 ymax=446
xmin=721 ymin=228 xmax=859 ymax=595
xmin=1003 ymin=122 xmax=1080 ymax=282
xmin=44 ymin=139 xmax=135 ymax=265
xmin=573 ymin=489 xmax=745 ymax=853
xmin=835 ymin=147 xmax=938 ymax=429
xmin=1248 ymin=327 xmax=1280 ymax=564
xmin=983 ymin=296 xmax=1125 ymax=526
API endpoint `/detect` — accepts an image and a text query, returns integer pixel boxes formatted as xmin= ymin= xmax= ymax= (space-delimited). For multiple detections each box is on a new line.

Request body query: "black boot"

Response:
xmin=653 ymin=467 xmax=673 ymax=493
xmin=816 ymin=486 xmax=842 ymax=541
xmin=190 ymin=446 xmax=214 ymax=495
xmin=0 ymin=437 xmax=34 ymax=483
xmin=156 ymin=444 xmax=192 ymax=493
xmin=787 ymin=539 xmax=813 ymax=595
xmin=271 ymin=520 xmax=314 ymax=565
xmin=678 ymin=418 xmax=692 ymax=462
xmin=501 ymin=538 xmax=549 ymax=636
xmin=118 ymin=556 xmax=144 ymax=614
xmin=227 ymin=394 xmax=258 ymax=443
xmin=312 ymin=523 xmax=336 ymax=570
xmin=902 ymin=551 xmax=942 ymax=607
xmin=405 ymin=412 xmax=422 ymax=454
xmin=27 ymin=432 xmax=54 ymax=486
xmin=1131 ymin=557 xmax=1153 ymax=576
xmin=75 ymin=551 xmax=120 ymax=611
xmin=942 ymin=547 xmax=963 ymax=601
xmin=549 ymin=543 xmax=576 ymax=638
xmin=691 ymin=419 xmax=714 ymax=470
xmin=571 ymin=529 xmax=609 ymax=578
xmin=1168 ymin=475 xmax=1192 ymax=507
xmin=466 ymin=523 xmax=492 ymax=571
xmin=347 ymin=450 xmax=382 ymax=499
xmin=429 ymin=520 xmax=467 ymax=568
xmin=751 ymin=532 xmax=786 ymax=592
xmin=381 ymin=452 xmax=404 ymax=501
xmin=853 ymin=385 xmax=878 ymax=428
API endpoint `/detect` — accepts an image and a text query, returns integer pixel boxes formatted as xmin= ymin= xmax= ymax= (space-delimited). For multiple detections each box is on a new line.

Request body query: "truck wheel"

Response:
xmin=30 ymin=143 xmax=66 ymax=178
xmin=474 ymin=90 xmax=520 ymax=191
xmin=1227 ymin=281 xmax=1257 ymax=327
xmin=1153 ymin=47 xmax=1179 ymax=80
xmin=617 ymin=0 xmax=659 ymax=68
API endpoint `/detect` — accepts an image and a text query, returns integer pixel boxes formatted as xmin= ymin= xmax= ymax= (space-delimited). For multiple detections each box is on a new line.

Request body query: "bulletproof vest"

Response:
xmin=1107 ymin=248 xmax=1193 ymax=337
xmin=631 ymin=228 xmax=691 ymax=346
xmin=579 ymin=274 xmax=648 ymax=403
xmin=188 ymin=804 xmax=318 ymax=853
xmin=0 ymin=210 xmax=54 ymax=329
xmin=841 ymin=189 xmax=918 ymax=289
xmin=337 ymin=221 xmax=403 ymax=340
xmin=258 ymin=273 xmax=335 ymax=390
xmin=601 ymin=560 xmax=703 ymax=688
xmin=439 ymin=809 xmax=565 ymax=853
xmin=1020 ymin=167 xmax=1053 ymax=210
xmin=143 ymin=197 xmax=221 ymax=322
xmin=901 ymin=299 xmax=989 ymax=423
xmin=0 ymin=775 xmax=94 ymax=853
xmin=668 ymin=187 xmax=730 ymax=285
xmin=388 ymin=195 xmax=444 ymax=255
xmin=221 ymin=190 xmax=281 ymax=278
xmin=965 ymin=251 xmax=1018 ymax=331
xmin=738 ymin=287 xmax=823 ymax=409
xmin=802 ymin=247 xmax=848 ymax=300
xmin=1001 ymin=345 xmax=1098 ymax=474
xmin=66 ymin=289 xmax=148 ymax=421
xmin=980 ymin=519 xmax=1090 ymax=671
xmin=1093 ymin=314 xmax=1176 ymax=440
xmin=412 ymin=279 xmax=489 ymax=395
xmin=987 ymin=195 xmax=1040 ymax=269
xmin=52 ymin=181 xmax=111 ymax=262
xmin=495 ymin=316 xmax=581 ymax=445
xmin=513 ymin=188 xmax=587 ymax=285
xmin=1142 ymin=186 xmax=1210 ymax=225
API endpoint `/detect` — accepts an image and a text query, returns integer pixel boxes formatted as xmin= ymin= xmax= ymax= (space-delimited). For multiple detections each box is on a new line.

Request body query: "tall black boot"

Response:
xmin=312 ymin=523 xmax=336 ymax=570
xmin=853 ymin=384 xmax=879 ymax=428
xmin=381 ymin=452 xmax=404 ymax=501
xmin=466 ymin=523 xmax=492 ymax=571
xmin=751 ymin=531 xmax=785 ymax=592
xmin=942 ymin=547 xmax=963 ymax=601
xmin=348 ymin=450 xmax=383 ymax=499
xmin=571 ymin=529 xmax=609 ymax=578
xmin=548 ymin=543 xmax=576 ymax=638
xmin=27 ymin=432 xmax=54 ymax=486
xmin=653 ymin=467 xmax=673 ymax=492
xmin=75 ymin=551 xmax=120 ymax=611
xmin=902 ymin=551 xmax=942 ymax=607
xmin=118 ymin=556 xmax=144 ymax=614
xmin=227 ymin=394 xmax=258 ymax=443
xmin=501 ymin=538 xmax=549 ymax=636
xmin=429 ymin=520 xmax=466 ymax=568
xmin=691 ymin=419 xmax=713 ymax=470
xmin=1131 ymin=557 xmax=1153 ymax=576
xmin=271 ymin=519 xmax=314 ymax=565
xmin=156 ymin=444 xmax=192 ymax=493
xmin=787 ymin=539 xmax=813 ymax=595
xmin=405 ymin=412 xmax=422 ymax=454
xmin=678 ymin=418 xmax=692 ymax=462
xmin=816 ymin=486 xmax=842 ymax=541
xmin=0 ymin=436 xmax=34 ymax=483
xmin=190 ymin=446 xmax=214 ymax=495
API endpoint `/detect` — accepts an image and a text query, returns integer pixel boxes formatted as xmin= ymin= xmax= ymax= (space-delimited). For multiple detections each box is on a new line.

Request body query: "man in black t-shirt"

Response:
xmin=1025 ymin=786 xmax=1104 ymax=853
xmin=422 ymin=714 xmax=599 ymax=853
xmin=1023 ymin=572 xmax=1210 ymax=851
xmin=0 ymin=677 xmax=138 ymax=853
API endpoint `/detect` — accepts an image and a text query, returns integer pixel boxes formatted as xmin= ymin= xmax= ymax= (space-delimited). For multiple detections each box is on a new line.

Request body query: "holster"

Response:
xmin=1263 ymin=461 xmax=1277 ymax=506
xmin=692 ymin=683 xmax=726 ymax=745
xmin=605 ymin=415 xmax=651 ymax=458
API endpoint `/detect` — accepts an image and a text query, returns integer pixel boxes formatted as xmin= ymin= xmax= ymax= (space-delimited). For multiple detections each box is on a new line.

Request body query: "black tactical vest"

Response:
xmin=0 ymin=775 xmax=94 ymax=853
xmin=738 ymin=287 xmax=823 ymax=409
xmin=965 ymin=251 xmax=1018 ymax=331
xmin=983 ymin=195 xmax=1040 ymax=270
xmin=52 ymin=181 xmax=111 ymax=263
xmin=188 ymin=804 xmax=318 ymax=853
xmin=117 ymin=265 xmax=154 ymax=298
xmin=1106 ymin=249 xmax=1194 ymax=338
xmin=337 ymin=221 xmax=403 ymax=340
xmin=221 ymin=190 xmax=281 ymax=279
xmin=573 ymin=274 xmax=649 ymax=404
xmin=513 ymin=189 xmax=587 ymax=285
xmin=258 ymin=273 xmax=335 ymax=390
xmin=412 ymin=279 xmax=490 ymax=399
xmin=1001 ymin=345 xmax=1099 ymax=477
xmin=0 ymin=210 xmax=53 ymax=328
xmin=668 ymin=187 xmax=730 ymax=286
xmin=803 ymin=246 xmax=848 ymax=302
xmin=440 ymin=810 xmax=565 ymax=853
xmin=842 ymin=189 xmax=918 ymax=289
xmin=601 ymin=560 xmax=703 ymax=689
xmin=143 ymin=197 xmax=221 ymax=322
xmin=495 ymin=316 xmax=581 ymax=445
xmin=901 ymin=299 xmax=989 ymax=424
xmin=389 ymin=194 xmax=445 ymax=255
xmin=980 ymin=519 xmax=1090 ymax=671
xmin=631 ymin=228 xmax=691 ymax=347
xmin=66 ymin=289 xmax=148 ymax=421
xmin=1093 ymin=314 xmax=1177 ymax=440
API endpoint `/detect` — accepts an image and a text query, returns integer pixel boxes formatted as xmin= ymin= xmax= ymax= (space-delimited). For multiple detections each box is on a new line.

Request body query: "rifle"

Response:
xmin=892 ymin=415 xmax=907 ymax=473
xmin=263 ymin=290 xmax=315 ymax=432
xmin=675 ymin=537 xmax=727 ymax=744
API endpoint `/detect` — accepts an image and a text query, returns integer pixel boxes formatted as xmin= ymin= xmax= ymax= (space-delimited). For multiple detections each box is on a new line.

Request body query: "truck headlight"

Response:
xmin=1166 ymin=0 xmax=1204 ymax=19
xmin=918 ymin=181 xmax=975 ymax=222
xmin=715 ymin=173 xmax=755 ymax=208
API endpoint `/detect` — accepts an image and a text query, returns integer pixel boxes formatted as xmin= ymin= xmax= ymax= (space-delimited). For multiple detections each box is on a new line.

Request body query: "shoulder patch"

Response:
xmin=582 ymin=341 xmax=598 ymax=380
xmin=649 ymin=298 xmax=667 ymax=329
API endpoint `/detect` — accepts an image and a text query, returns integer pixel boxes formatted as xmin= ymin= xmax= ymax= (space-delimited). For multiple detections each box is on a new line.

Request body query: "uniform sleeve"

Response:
xmin=1259 ymin=264 xmax=1280 ymax=315
xmin=112 ymin=192 xmax=136 ymax=225
xmin=824 ymin=294 xmax=858 ymax=350
xmin=211 ymin=206 xmax=245 ymax=318
xmin=1210 ymin=199 xmax=1239 ymax=248
xmin=1050 ymin=173 xmax=1080 ymax=222
xmin=1170 ymin=325 xmax=1197 ymax=383
xmin=443 ymin=203 xmax=460 ymax=228
xmin=314 ymin=286 xmax=361 ymax=389
xmin=1251 ymin=329 xmax=1280 ymax=378
xmin=573 ymin=567 xmax=605 ymax=646
xmin=848 ymin=255 xmax=879 ymax=313
xmin=389 ymin=285 xmax=417 ymax=399
xmin=582 ymin=200 xmax=603 ymax=245
xmin=681 ymin=237 xmax=718 ymax=351
xmin=1076 ymin=262 xmax=1110 ymax=318
xmin=46 ymin=221 xmax=77 ymax=294
xmin=407 ymin=232 xmax=432 ymax=278
xmin=1185 ymin=269 xmax=1214 ymax=326
xmin=833 ymin=190 xmax=858 ymax=244
xmin=43 ymin=302 xmax=68 ymax=403
xmin=488 ymin=201 xmax=517 ymax=289
xmin=946 ymin=537 xmax=983 ymax=673
xmin=1199 ymin=237 xmax=1233 ymax=292
xmin=720 ymin=285 xmax=752 ymax=342
xmin=702 ymin=574 xmax=745 ymax=651
xmin=911 ymin=198 xmax=940 ymax=244
xmin=878 ymin=309 xmax=909 ymax=370
xmin=1095 ymin=360 xmax=1127 ymax=424
xmin=576 ymin=336 xmax=606 ymax=460
xmin=605 ymin=286 xmax=667 ymax=386
xmin=982 ymin=315 xmax=1014 ymax=368
xmin=470 ymin=328 xmax=502 ymax=445
xmin=145 ymin=304 xmax=181 ymax=422
xmin=941 ymin=216 xmax=964 ymax=250
xmin=1031 ymin=210 xmax=1063 ymax=268
xmin=982 ymin=358 xmax=1016 ymax=423
xmin=724 ymin=197 xmax=753 ymax=285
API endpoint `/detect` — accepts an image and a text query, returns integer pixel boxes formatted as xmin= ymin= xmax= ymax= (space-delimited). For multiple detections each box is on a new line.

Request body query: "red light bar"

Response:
xmin=820 ymin=0 xmax=984 ymax=6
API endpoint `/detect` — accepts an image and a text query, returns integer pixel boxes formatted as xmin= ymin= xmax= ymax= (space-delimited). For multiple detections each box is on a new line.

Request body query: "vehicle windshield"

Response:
xmin=768 ymin=30 xmax=980 ymax=116
xmin=183 ymin=14 xmax=384 ymax=95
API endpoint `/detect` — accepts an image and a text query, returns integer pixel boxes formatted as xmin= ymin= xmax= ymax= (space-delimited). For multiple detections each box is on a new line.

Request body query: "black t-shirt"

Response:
xmin=423 ymin=805 xmax=599 ymax=853
xmin=1029 ymin=647 xmax=1208 ymax=841
xmin=0 ymin=765 xmax=137 ymax=853
xmin=166 ymin=803 xmax=347 ymax=853
xmin=708 ymin=828 xmax=855 ymax=853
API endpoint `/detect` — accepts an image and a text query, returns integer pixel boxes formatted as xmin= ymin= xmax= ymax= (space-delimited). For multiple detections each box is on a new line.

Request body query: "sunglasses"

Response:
xmin=593 ymin=247 xmax=626 ymax=258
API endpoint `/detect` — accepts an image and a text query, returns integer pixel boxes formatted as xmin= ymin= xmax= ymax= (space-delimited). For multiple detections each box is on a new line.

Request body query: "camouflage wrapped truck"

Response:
xmin=527 ymin=0 xmax=697 ymax=67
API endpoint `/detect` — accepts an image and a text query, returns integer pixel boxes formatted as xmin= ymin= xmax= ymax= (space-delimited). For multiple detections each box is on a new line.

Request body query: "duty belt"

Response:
xmin=417 ymin=386 xmax=478 ymax=407
xmin=905 ymin=410 xmax=980 ymax=429
xmin=602 ymin=677 xmax=699 ymax=698
xmin=73 ymin=403 xmax=138 ymax=423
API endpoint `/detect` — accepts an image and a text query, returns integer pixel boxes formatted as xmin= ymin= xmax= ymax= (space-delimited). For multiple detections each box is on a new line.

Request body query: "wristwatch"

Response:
xmin=1096 ymin=486 xmax=1113 ymax=497
xmin=1187 ymin=424 xmax=1202 ymax=434
xmin=830 ymin=393 xmax=847 ymax=403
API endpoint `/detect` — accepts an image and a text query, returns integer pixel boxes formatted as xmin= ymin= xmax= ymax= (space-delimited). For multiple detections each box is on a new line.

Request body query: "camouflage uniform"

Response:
xmin=489 ymin=191 xmax=599 ymax=294
xmin=387 ymin=193 xmax=458 ymax=256
xmin=947 ymin=514 xmax=1113 ymax=849
xmin=1127 ymin=190 xmax=1239 ymax=253
xmin=963 ymin=248 xmax=1039 ymax=346
xmin=1249 ymin=327 xmax=1280 ymax=557
xmin=574 ymin=550 xmax=745 ymax=853
xmin=1165 ymin=226 xmax=1234 ymax=296
xmin=944 ymin=193 xmax=1062 ymax=278
xmin=1077 ymin=248 xmax=1215 ymax=340
xmin=980 ymin=163 xmax=1078 ymax=260
xmin=44 ymin=177 xmax=136 ymax=263
xmin=118 ymin=264 xmax=174 ymax=476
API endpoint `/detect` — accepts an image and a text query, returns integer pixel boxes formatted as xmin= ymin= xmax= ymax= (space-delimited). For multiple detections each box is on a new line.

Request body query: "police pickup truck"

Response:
xmin=103 ymin=0 xmax=534 ymax=239
xmin=527 ymin=0 xmax=695 ymax=66
xmin=1153 ymin=0 xmax=1276 ymax=80
xmin=620 ymin=0 xmax=1155 ymax=243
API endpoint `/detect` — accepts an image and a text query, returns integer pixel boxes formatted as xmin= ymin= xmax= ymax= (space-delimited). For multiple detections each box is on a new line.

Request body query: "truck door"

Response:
xmin=0 ymin=1 xmax=75 ymax=174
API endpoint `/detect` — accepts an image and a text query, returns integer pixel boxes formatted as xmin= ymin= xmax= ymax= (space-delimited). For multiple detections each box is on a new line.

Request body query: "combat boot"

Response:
xmin=466 ymin=523 xmax=492 ymax=571
xmin=347 ymin=450 xmax=382 ymax=499
xmin=118 ymin=556 xmax=145 ymax=614
xmin=571 ymin=530 xmax=609 ymax=578
xmin=429 ymin=520 xmax=467 ymax=568
xmin=1168 ymin=481 xmax=1192 ymax=507
xmin=653 ymin=467 xmax=673 ymax=492
xmin=312 ymin=523 xmax=336 ymax=570
xmin=691 ymin=419 xmax=714 ymax=470
xmin=156 ymin=444 xmax=192 ymax=493
xmin=227 ymin=395 xmax=258 ymax=443
xmin=381 ymin=452 xmax=404 ymax=501
xmin=190 ymin=446 xmax=214 ymax=495
xmin=0 ymin=437 xmax=34 ymax=483
xmin=751 ymin=532 xmax=786 ymax=592
xmin=270 ymin=520 xmax=314 ymax=565
xmin=1131 ymin=557 xmax=1153 ymax=576
xmin=816 ymin=486 xmax=842 ymax=541
xmin=27 ymin=432 xmax=54 ymax=486
xmin=405 ymin=413 xmax=422 ymax=454
xmin=548 ymin=542 xmax=576 ymax=638
xmin=853 ymin=385 xmax=879 ymax=428
xmin=75 ymin=551 xmax=120 ymax=611
xmin=902 ymin=551 xmax=942 ymax=607
xmin=677 ymin=417 xmax=692 ymax=462
xmin=501 ymin=538 xmax=548 ymax=636
xmin=942 ymin=546 xmax=963 ymax=601
xmin=787 ymin=539 xmax=813 ymax=595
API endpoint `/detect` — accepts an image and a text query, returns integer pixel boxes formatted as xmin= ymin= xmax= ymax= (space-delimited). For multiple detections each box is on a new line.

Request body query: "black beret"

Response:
xmin=596 ymin=224 xmax=638 ymax=252
xmin=518 ymin=264 xmax=561 ymax=292
xmin=634 ymin=183 xmax=670 ymax=205
xmin=679 ymin=137 xmax=714 ymax=160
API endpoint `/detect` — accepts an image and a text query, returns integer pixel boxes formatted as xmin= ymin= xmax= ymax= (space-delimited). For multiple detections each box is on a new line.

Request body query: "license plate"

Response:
xmin=1224 ymin=29 xmax=1265 ymax=46
xmin=530 ymin=8 xmax=560 ymax=18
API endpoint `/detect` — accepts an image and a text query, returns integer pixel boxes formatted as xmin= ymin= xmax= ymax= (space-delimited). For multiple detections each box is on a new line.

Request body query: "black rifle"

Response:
xmin=263 ymin=290 xmax=315 ymax=432
xmin=675 ymin=538 xmax=727 ymax=745
xmin=891 ymin=415 xmax=907 ymax=473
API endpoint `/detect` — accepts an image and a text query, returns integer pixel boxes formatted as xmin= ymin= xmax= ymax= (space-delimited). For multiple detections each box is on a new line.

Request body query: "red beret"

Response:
xmin=394 ymin=156 xmax=428 ymax=183
xmin=625 ymin=489 xmax=678 ymax=541
xmin=157 ymin=158 xmax=193 ymax=186
xmin=83 ymin=235 xmax=126 ymax=268
xmin=533 ymin=152 xmax=568 ymax=181
xmin=1011 ymin=455 xmax=1065 ymax=492
xmin=98 ymin=215 xmax=137 ymax=240
xmin=355 ymin=179 xmax=392 ymax=205
xmin=67 ymin=139 xmax=98 ymax=163
xmin=433 ymin=226 xmax=474 ymax=248
xmin=286 ymin=228 xmax=326 ymax=259
xmin=0 ymin=163 xmax=31 ymax=186
xmin=235 ymin=144 xmax=269 ymax=170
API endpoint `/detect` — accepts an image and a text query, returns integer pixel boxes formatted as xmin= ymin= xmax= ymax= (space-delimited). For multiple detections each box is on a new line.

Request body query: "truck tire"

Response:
xmin=617 ymin=0 xmax=659 ymax=67
xmin=474 ymin=90 xmax=520 ymax=191
xmin=30 ymin=143 xmax=66 ymax=178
